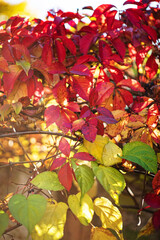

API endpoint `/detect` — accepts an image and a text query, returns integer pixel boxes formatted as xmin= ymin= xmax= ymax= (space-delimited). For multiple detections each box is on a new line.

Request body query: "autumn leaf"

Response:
xmin=90 ymin=227 xmax=119 ymax=240
xmin=58 ymin=163 xmax=73 ymax=191
xmin=102 ymin=141 xmax=122 ymax=166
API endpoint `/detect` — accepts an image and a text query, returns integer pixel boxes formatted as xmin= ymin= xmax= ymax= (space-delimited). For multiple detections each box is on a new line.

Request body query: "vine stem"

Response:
xmin=0 ymin=130 xmax=79 ymax=141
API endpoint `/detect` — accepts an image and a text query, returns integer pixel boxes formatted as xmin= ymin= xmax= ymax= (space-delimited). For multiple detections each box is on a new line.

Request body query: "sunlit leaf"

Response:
xmin=68 ymin=192 xmax=94 ymax=226
xmin=94 ymin=197 xmax=123 ymax=240
xmin=83 ymin=135 xmax=109 ymax=163
xmin=59 ymin=137 xmax=70 ymax=157
xmin=12 ymin=101 xmax=22 ymax=114
xmin=90 ymin=227 xmax=118 ymax=240
xmin=92 ymin=162 xmax=126 ymax=204
xmin=102 ymin=141 xmax=122 ymax=166
xmin=0 ymin=210 xmax=9 ymax=237
xmin=8 ymin=194 xmax=47 ymax=233
xmin=31 ymin=201 xmax=68 ymax=240
xmin=121 ymin=141 xmax=157 ymax=173
xmin=74 ymin=165 xmax=94 ymax=198
xmin=58 ymin=163 xmax=73 ymax=191
xmin=16 ymin=60 xmax=30 ymax=76
xmin=31 ymin=171 xmax=64 ymax=191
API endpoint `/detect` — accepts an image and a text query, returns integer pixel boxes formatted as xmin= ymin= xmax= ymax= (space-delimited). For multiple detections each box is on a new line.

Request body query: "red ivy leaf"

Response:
xmin=58 ymin=162 xmax=73 ymax=191
xmin=70 ymin=64 xmax=91 ymax=76
xmin=142 ymin=24 xmax=157 ymax=42
xmin=65 ymin=102 xmax=80 ymax=112
xmin=117 ymin=79 xmax=145 ymax=92
xmin=74 ymin=152 xmax=96 ymax=161
xmin=92 ymin=4 xmax=115 ymax=18
xmin=42 ymin=42 xmax=53 ymax=66
xmin=89 ymin=88 xmax=98 ymax=107
xmin=96 ymin=107 xmax=117 ymax=124
xmin=82 ymin=121 xmax=97 ymax=142
xmin=79 ymin=33 xmax=96 ymax=55
xmin=152 ymin=170 xmax=160 ymax=195
xmin=147 ymin=104 xmax=159 ymax=129
xmin=152 ymin=210 xmax=160 ymax=230
xmin=48 ymin=62 xmax=67 ymax=74
xmin=144 ymin=193 xmax=160 ymax=208
xmin=55 ymin=39 xmax=66 ymax=63
xmin=45 ymin=105 xmax=60 ymax=128
xmin=59 ymin=137 xmax=70 ymax=157
xmin=145 ymin=54 xmax=158 ymax=79
xmin=50 ymin=157 xmax=66 ymax=170
xmin=0 ymin=56 xmax=9 ymax=72
xmin=72 ymin=76 xmax=90 ymax=101
xmin=132 ymin=97 xmax=154 ymax=113
xmin=60 ymin=36 xmax=76 ymax=55
xmin=111 ymin=37 xmax=126 ymax=60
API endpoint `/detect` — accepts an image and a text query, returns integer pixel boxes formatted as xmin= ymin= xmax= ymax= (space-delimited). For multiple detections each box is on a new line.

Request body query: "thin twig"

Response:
xmin=0 ymin=130 xmax=79 ymax=141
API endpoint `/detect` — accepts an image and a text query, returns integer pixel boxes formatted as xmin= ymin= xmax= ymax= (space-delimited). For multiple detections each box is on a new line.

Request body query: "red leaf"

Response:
xmin=0 ymin=56 xmax=9 ymax=72
xmin=32 ymin=59 xmax=52 ymax=84
xmin=50 ymin=157 xmax=66 ymax=170
xmin=117 ymin=79 xmax=145 ymax=92
xmin=152 ymin=170 xmax=160 ymax=195
xmin=96 ymin=107 xmax=117 ymax=124
xmin=79 ymin=33 xmax=96 ymax=55
xmin=61 ymin=12 xmax=82 ymax=19
xmin=132 ymin=97 xmax=154 ymax=113
xmin=92 ymin=4 xmax=115 ymax=18
xmin=2 ymin=43 xmax=15 ymax=63
xmin=152 ymin=210 xmax=160 ymax=230
xmin=82 ymin=121 xmax=97 ymax=142
xmin=147 ymin=104 xmax=159 ymax=129
xmin=42 ymin=42 xmax=53 ymax=66
xmin=27 ymin=77 xmax=44 ymax=103
xmin=80 ymin=106 xmax=91 ymax=118
xmin=72 ymin=119 xmax=85 ymax=132
xmin=89 ymin=88 xmax=98 ymax=108
xmin=74 ymin=152 xmax=96 ymax=161
xmin=126 ymin=9 xmax=143 ymax=28
xmin=111 ymin=38 xmax=126 ymax=60
xmin=76 ymin=55 xmax=98 ymax=65
xmin=45 ymin=105 xmax=60 ymax=128
xmin=145 ymin=54 xmax=158 ymax=79
xmin=72 ymin=76 xmax=90 ymax=101
xmin=58 ymin=163 xmax=73 ymax=191
xmin=52 ymin=79 xmax=68 ymax=106
xmin=142 ymin=24 xmax=157 ymax=42
xmin=55 ymin=39 xmax=66 ymax=63
xmin=3 ymin=65 xmax=23 ymax=94
xmin=65 ymin=102 xmax=80 ymax=112
xmin=48 ymin=62 xmax=67 ymax=74
xmin=59 ymin=137 xmax=70 ymax=157
xmin=96 ymin=82 xmax=114 ymax=105
xmin=108 ymin=66 xmax=123 ymax=84
xmin=12 ymin=44 xmax=30 ymax=62
xmin=60 ymin=36 xmax=76 ymax=55
xmin=70 ymin=64 xmax=91 ymax=76
xmin=118 ymin=88 xmax=133 ymax=107
xmin=144 ymin=193 xmax=160 ymax=208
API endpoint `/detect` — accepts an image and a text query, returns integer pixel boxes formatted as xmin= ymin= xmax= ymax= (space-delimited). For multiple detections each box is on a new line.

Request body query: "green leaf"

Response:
xmin=12 ymin=102 xmax=22 ymax=114
xmin=8 ymin=194 xmax=47 ymax=233
xmin=92 ymin=162 xmax=126 ymax=204
xmin=31 ymin=171 xmax=64 ymax=191
xmin=68 ymin=193 xmax=94 ymax=226
xmin=16 ymin=60 xmax=30 ymax=76
xmin=74 ymin=165 xmax=94 ymax=199
xmin=31 ymin=201 xmax=68 ymax=240
xmin=0 ymin=210 xmax=9 ymax=237
xmin=94 ymin=197 xmax=123 ymax=240
xmin=121 ymin=141 xmax=157 ymax=173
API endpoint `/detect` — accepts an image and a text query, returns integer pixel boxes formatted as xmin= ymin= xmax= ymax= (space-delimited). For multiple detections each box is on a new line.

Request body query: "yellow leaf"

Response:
xmin=12 ymin=102 xmax=22 ymax=114
xmin=90 ymin=227 xmax=118 ymax=240
xmin=94 ymin=197 xmax=124 ymax=240
xmin=68 ymin=192 xmax=94 ymax=226
xmin=83 ymin=135 xmax=109 ymax=163
xmin=8 ymin=81 xmax=28 ymax=102
xmin=137 ymin=217 xmax=154 ymax=239
xmin=31 ymin=201 xmax=68 ymax=240
xmin=102 ymin=141 xmax=122 ymax=166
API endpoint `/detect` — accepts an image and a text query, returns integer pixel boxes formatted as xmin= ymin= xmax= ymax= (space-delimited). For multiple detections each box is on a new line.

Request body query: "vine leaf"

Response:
xmin=8 ymin=194 xmax=47 ymax=234
xmin=31 ymin=171 xmax=64 ymax=191
xmin=83 ymin=135 xmax=109 ymax=163
xmin=0 ymin=210 xmax=9 ymax=237
xmin=58 ymin=162 xmax=73 ymax=191
xmin=94 ymin=197 xmax=124 ymax=240
xmin=121 ymin=141 xmax=157 ymax=173
xmin=92 ymin=162 xmax=126 ymax=204
xmin=31 ymin=201 xmax=68 ymax=240
xmin=68 ymin=193 xmax=94 ymax=226
xmin=74 ymin=165 xmax=94 ymax=199
xmin=102 ymin=141 xmax=122 ymax=166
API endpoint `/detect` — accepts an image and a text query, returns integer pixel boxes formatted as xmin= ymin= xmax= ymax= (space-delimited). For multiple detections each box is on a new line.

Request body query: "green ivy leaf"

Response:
xmin=74 ymin=165 xmax=94 ymax=199
xmin=16 ymin=60 xmax=30 ymax=76
xmin=8 ymin=194 xmax=47 ymax=233
xmin=92 ymin=162 xmax=126 ymax=204
xmin=0 ymin=210 xmax=9 ymax=237
xmin=31 ymin=171 xmax=64 ymax=191
xmin=121 ymin=141 xmax=157 ymax=173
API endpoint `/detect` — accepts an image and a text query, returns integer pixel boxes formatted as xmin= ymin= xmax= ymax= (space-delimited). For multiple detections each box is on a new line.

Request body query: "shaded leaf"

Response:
xmin=94 ymin=197 xmax=123 ymax=240
xmin=31 ymin=171 xmax=64 ymax=191
xmin=68 ymin=193 xmax=94 ymax=226
xmin=50 ymin=157 xmax=66 ymax=170
xmin=121 ymin=141 xmax=157 ymax=173
xmin=8 ymin=194 xmax=47 ymax=233
xmin=0 ymin=56 xmax=9 ymax=72
xmin=152 ymin=210 xmax=160 ymax=230
xmin=152 ymin=170 xmax=160 ymax=195
xmin=74 ymin=165 xmax=94 ymax=198
xmin=31 ymin=201 xmax=68 ymax=240
xmin=138 ymin=217 xmax=154 ymax=239
xmin=144 ymin=193 xmax=160 ymax=208
xmin=0 ymin=210 xmax=9 ymax=237
xmin=90 ymin=227 xmax=118 ymax=240
xmin=96 ymin=107 xmax=117 ymax=124
xmin=92 ymin=162 xmax=126 ymax=204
